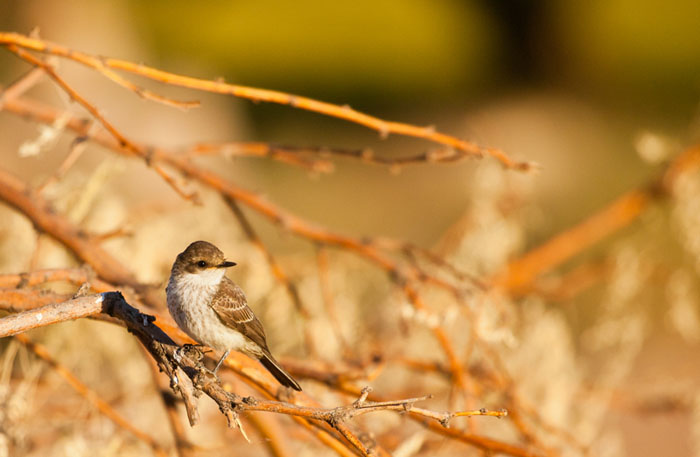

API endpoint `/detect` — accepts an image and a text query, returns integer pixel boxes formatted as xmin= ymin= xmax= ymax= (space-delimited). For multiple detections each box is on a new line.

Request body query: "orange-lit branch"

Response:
xmin=188 ymin=142 xmax=335 ymax=173
xmin=189 ymin=141 xmax=511 ymax=171
xmin=1 ymin=96 xmax=472 ymax=388
xmin=6 ymin=45 xmax=143 ymax=157
xmin=225 ymin=197 xmax=310 ymax=319
xmin=316 ymin=246 xmax=350 ymax=352
xmin=0 ymin=166 xmax=140 ymax=288
xmin=14 ymin=333 xmax=170 ymax=457
xmin=224 ymin=197 xmax=317 ymax=354
xmin=1 ymin=97 xmax=473 ymax=305
xmin=494 ymin=144 xmax=700 ymax=294
xmin=5 ymin=45 xmax=201 ymax=204
xmin=0 ymin=267 xmax=105 ymax=289
xmin=0 ymin=290 xmax=387 ymax=456
xmin=0 ymin=31 xmax=531 ymax=170
xmin=493 ymin=190 xmax=650 ymax=294
xmin=0 ymin=288 xmax=71 ymax=311
xmin=311 ymin=380 xmax=539 ymax=457
xmin=1 ymin=293 xmax=511 ymax=457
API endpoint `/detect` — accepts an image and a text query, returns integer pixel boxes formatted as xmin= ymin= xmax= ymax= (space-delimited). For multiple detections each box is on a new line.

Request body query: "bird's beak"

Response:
xmin=217 ymin=261 xmax=237 ymax=268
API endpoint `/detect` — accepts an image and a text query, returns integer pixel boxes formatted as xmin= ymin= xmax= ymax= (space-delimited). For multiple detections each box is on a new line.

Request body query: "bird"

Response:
xmin=166 ymin=240 xmax=302 ymax=391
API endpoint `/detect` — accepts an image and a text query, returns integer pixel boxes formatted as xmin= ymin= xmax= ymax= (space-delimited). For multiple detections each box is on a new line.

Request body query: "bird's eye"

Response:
xmin=197 ymin=260 xmax=207 ymax=268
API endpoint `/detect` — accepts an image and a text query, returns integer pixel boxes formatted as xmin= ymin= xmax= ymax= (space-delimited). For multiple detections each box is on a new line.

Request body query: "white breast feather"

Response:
xmin=167 ymin=269 xmax=254 ymax=354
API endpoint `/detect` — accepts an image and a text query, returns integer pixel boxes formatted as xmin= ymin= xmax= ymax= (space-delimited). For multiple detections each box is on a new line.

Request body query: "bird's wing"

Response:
xmin=209 ymin=277 xmax=269 ymax=352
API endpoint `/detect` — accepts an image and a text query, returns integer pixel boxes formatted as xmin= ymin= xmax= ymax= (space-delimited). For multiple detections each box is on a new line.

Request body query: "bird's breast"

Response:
xmin=166 ymin=275 xmax=250 ymax=352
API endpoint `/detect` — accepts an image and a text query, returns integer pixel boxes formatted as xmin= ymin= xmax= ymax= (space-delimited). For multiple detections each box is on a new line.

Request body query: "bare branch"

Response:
xmin=0 ymin=107 xmax=474 ymax=390
xmin=225 ymin=197 xmax=310 ymax=319
xmin=187 ymin=141 xmax=518 ymax=170
xmin=0 ymin=31 xmax=532 ymax=170
xmin=316 ymin=246 xmax=350 ymax=353
xmin=187 ymin=142 xmax=335 ymax=173
xmin=0 ymin=293 xmax=521 ymax=456
xmin=224 ymin=196 xmax=317 ymax=353
xmin=0 ymin=67 xmax=44 ymax=106
xmin=5 ymin=45 xmax=202 ymax=204
xmin=0 ymin=166 xmax=141 ymax=288
xmin=0 ymin=98 xmax=474 ymax=311
xmin=14 ymin=333 xmax=169 ymax=457
xmin=492 ymin=144 xmax=700 ymax=294
xmin=0 ymin=288 xmax=72 ymax=312
xmin=0 ymin=293 xmax=104 ymax=337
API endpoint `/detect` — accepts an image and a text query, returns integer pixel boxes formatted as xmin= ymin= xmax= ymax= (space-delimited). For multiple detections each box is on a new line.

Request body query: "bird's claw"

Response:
xmin=176 ymin=344 xmax=206 ymax=363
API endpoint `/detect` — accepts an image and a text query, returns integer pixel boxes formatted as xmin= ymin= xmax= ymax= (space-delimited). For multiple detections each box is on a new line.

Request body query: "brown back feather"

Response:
xmin=209 ymin=277 xmax=270 ymax=352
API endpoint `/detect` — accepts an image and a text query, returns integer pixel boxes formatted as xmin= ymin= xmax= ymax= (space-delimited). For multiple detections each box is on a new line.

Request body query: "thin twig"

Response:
xmin=187 ymin=142 xmax=516 ymax=170
xmin=5 ymin=45 xmax=201 ymax=203
xmin=37 ymin=136 xmax=90 ymax=192
xmin=225 ymin=197 xmax=310 ymax=319
xmin=187 ymin=142 xmax=334 ymax=173
xmin=0 ymin=97 xmax=477 ymax=309
xmin=14 ymin=333 xmax=170 ymax=457
xmin=224 ymin=196 xmax=317 ymax=354
xmin=6 ymin=45 xmax=143 ymax=157
xmin=315 ymin=246 xmax=349 ymax=353
xmin=302 ymin=374 xmax=541 ymax=457
xmin=0 ymin=105 xmax=472 ymax=388
xmin=0 ymin=67 xmax=44 ymax=106
xmin=0 ymin=31 xmax=532 ymax=170
xmin=0 ymin=294 xmax=522 ymax=456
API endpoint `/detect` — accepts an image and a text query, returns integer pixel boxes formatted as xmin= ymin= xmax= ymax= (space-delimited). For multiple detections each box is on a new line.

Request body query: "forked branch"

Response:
xmin=0 ymin=293 xmax=508 ymax=457
xmin=0 ymin=31 xmax=533 ymax=170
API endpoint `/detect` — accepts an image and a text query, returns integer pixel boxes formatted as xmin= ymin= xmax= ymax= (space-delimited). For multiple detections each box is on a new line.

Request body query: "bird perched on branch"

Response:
xmin=166 ymin=240 xmax=301 ymax=391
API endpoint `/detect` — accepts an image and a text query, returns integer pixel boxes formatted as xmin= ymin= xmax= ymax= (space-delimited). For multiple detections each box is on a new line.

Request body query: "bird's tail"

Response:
xmin=259 ymin=352 xmax=302 ymax=391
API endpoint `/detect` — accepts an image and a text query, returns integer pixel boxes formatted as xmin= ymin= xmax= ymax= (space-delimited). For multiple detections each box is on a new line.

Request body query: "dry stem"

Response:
xmin=0 ymin=294 xmax=512 ymax=457
xmin=0 ymin=31 xmax=532 ymax=170
xmin=14 ymin=333 xmax=170 ymax=457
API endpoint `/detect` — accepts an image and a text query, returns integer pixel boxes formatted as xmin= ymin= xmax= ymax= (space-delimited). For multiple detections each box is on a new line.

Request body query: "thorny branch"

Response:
xmin=0 ymin=96 xmax=474 ymax=398
xmin=286 ymin=356 xmax=547 ymax=457
xmin=2 ymin=32 xmax=693 ymax=457
xmin=0 ymin=294 xmax=507 ymax=457
xmin=0 ymin=281 xmax=542 ymax=457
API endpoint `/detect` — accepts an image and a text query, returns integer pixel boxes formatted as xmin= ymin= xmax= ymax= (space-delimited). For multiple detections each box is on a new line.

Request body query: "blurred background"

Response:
xmin=1 ymin=1 xmax=700 ymax=456
xmin=2 ymin=0 xmax=700 ymax=241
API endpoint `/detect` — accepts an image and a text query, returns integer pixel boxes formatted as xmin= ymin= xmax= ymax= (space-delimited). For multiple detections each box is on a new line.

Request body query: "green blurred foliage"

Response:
xmin=129 ymin=0 xmax=498 ymax=100
xmin=126 ymin=0 xmax=700 ymax=116
xmin=548 ymin=0 xmax=700 ymax=109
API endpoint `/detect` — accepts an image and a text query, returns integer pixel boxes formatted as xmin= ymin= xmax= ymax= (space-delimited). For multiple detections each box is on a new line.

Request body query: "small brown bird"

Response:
xmin=166 ymin=240 xmax=301 ymax=391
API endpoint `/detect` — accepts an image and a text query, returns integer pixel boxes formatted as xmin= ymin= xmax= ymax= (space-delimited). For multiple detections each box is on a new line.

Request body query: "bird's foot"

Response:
xmin=176 ymin=344 xmax=206 ymax=363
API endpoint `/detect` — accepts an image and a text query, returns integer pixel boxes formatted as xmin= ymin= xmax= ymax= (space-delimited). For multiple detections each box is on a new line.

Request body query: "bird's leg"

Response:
xmin=213 ymin=349 xmax=230 ymax=375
